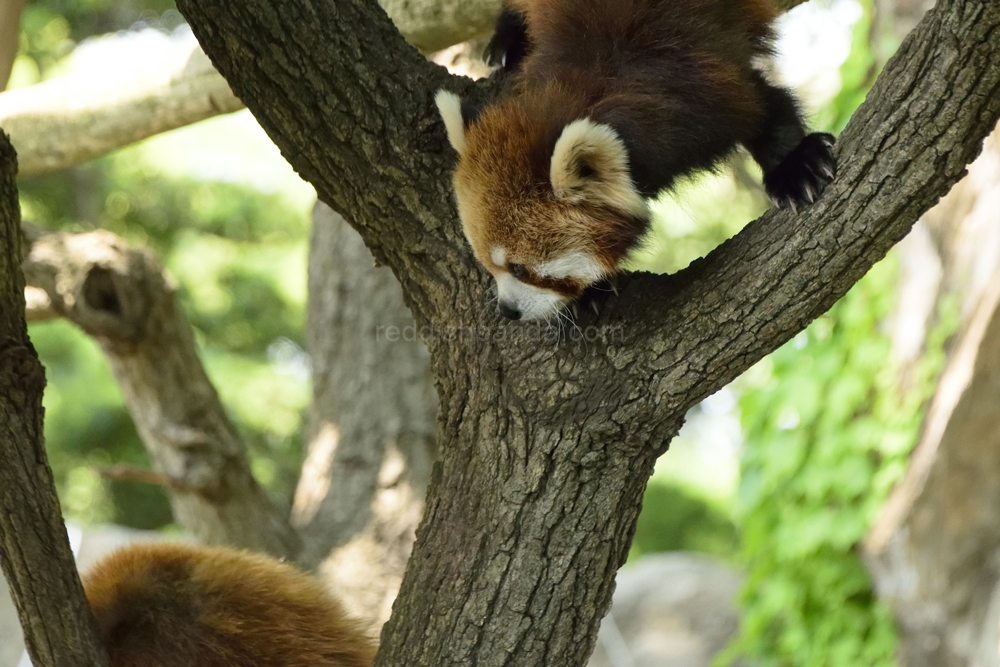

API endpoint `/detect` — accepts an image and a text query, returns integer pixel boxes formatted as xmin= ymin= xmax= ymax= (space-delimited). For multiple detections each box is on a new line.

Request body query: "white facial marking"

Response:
xmin=496 ymin=273 xmax=568 ymax=321
xmin=550 ymin=118 xmax=649 ymax=220
xmin=490 ymin=247 xmax=507 ymax=267
xmin=434 ymin=89 xmax=467 ymax=155
xmin=536 ymin=252 xmax=606 ymax=284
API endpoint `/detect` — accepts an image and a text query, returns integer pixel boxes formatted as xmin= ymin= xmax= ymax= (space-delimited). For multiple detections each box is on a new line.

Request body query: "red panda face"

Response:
xmin=436 ymin=90 xmax=650 ymax=321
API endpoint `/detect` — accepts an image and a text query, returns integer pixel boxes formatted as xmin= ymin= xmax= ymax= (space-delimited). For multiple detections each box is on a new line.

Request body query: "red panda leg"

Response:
xmin=745 ymin=73 xmax=837 ymax=210
xmin=484 ymin=2 xmax=530 ymax=72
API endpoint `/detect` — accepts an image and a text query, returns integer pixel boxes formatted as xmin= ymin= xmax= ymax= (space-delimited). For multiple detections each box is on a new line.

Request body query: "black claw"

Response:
xmin=484 ymin=9 xmax=531 ymax=73
xmin=763 ymin=132 xmax=837 ymax=211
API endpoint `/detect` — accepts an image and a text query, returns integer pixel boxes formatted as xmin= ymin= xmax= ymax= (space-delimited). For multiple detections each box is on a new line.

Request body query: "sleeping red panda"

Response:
xmin=436 ymin=0 xmax=836 ymax=321
xmin=81 ymin=542 xmax=376 ymax=667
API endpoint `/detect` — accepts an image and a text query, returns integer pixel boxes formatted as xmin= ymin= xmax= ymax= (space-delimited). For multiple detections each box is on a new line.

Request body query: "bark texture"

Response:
xmin=0 ymin=136 xmax=108 ymax=667
xmin=173 ymin=0 xmax=1000 ymax=662
xmin=293 ymin=202 xmax=437 ymax=630
xmin=21 ymin=226 xmax=300 ymax=559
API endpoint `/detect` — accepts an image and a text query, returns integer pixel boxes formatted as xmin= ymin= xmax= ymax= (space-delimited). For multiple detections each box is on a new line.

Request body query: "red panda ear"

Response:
xmin=435 ymin=90 xmax=479 ymax=156
xmin=550 ymin=119 xmax=648 ymax=219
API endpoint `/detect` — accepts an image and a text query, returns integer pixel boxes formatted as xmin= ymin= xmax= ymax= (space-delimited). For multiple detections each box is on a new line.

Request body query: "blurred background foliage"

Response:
xmin=12 ymin=0 xmax=939 ymax=664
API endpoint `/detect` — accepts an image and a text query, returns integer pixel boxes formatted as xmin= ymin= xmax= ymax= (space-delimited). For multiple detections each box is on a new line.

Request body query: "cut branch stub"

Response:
xmin=22 ymin=228 xmax=301 ymax=559
xmin=23 ymin=229 xmax=154 ymax=345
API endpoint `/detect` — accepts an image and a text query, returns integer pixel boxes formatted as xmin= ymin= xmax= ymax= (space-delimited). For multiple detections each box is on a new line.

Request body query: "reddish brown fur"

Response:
xmin=457 ymin=83 xmax=644 ymax=275
xmin=82 ymin=543 xmax=376 ymax=667
xmin=458 ymin=0 xmax=782 ymax=278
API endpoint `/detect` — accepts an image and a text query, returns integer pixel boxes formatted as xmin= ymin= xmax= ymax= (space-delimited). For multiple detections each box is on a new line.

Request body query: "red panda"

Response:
xmin=436 ymin=0 xmax=836 ymax=321
xmin=81 ymin=542 xmax=376 ymax=667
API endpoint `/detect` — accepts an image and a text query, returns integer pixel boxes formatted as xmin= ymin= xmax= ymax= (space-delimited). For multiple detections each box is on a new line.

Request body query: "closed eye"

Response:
xmin=508 ymin=263 xmax=530 ymax=282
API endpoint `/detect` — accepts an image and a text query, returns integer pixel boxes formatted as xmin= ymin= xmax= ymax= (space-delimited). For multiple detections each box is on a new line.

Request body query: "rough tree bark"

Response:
xmin=20 ymin=226 xmax=300 ymax=559
xmin=172 ymin=0 xmax=1000 ymax=664
xmin=0 ymin=136 xmax=108 ymax=667
xmin=292 ymin=202 xmax=437 ymax=630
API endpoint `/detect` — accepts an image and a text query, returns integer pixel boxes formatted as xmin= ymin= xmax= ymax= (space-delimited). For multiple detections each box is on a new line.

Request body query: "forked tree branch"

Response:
xmin=175 ymin=0 xmax=1000 ymax=664
xmin=177 ymin=0 xmax=1000 ymax=417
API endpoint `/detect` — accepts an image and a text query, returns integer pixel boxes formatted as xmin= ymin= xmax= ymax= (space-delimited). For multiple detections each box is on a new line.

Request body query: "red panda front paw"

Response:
xmin=484 ymin=8 xmax=530 ymax=72
xmin=763 ymin=133 xmax=836 ymax=212
xmin=572 ymin=279 xmax=618 ymax=320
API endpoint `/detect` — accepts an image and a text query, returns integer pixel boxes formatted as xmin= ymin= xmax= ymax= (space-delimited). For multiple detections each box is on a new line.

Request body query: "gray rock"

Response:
xmin=589 ymin=553 xmax=744 ymax=667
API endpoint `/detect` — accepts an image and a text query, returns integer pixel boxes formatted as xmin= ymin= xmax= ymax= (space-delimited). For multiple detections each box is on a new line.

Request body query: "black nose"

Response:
xmin=498 ymin=302 xmax=522 ymax=320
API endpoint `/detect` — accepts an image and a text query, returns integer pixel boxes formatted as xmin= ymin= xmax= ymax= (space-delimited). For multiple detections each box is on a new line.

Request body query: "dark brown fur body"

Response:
xmin=503 ymin=0 xmax=780 ymax=196
xmin=82 ymin=543 xmax=376 ymax=667
xmin=438 ymin=0 xmax=834 ymax=320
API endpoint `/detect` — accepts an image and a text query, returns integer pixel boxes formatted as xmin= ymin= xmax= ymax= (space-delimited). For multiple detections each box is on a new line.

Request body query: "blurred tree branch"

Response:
xmin=20 ymin=224 xmax=301 ymax=559
xmin=0 ymin=134 xmax=108 ymax=667
xmin=0 ymin=0 xmax=502 ymax=176
xmin=0 ymin=42 xmax=244 ymax=176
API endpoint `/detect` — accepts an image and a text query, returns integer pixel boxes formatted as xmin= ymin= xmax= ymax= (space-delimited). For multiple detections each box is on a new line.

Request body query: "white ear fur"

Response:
xmin=435 ymin=90 xmax=467 ymax=156
xmin=550 ymin=119 xmax=648 ymax=219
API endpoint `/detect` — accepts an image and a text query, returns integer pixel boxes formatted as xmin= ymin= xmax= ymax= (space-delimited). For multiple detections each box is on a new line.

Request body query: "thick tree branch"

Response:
xmin=176 ymin=0 xmax=1000 ymax=664
xmin=380 ymin=0 xmax=499 ymax=52
xmin=0 ymin=41 xmax=243 ymax=176
xmin=21 ymin=227 xmax=301 ymax=559
xmin=0 ymin=135 xmax=108 ymax=667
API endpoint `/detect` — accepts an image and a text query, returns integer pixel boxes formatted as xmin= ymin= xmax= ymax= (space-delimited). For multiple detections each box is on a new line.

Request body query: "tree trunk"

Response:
xmin=172 ymin=0 xmax=1000 ymax=662
xmin=866 ymin=126 xmax=1000 ymax=667
xmin=293 ymin=202 xmax=437 ymax=630
xmin=0 ymin=135 xmax=108 ymax=667
xmin=861 ymin=1 xmax=1000 ymax=663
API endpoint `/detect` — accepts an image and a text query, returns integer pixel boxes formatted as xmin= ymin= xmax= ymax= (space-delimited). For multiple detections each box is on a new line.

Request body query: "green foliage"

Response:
xmin=627 ymin=164 xmax=768 ymax=276
xmin=12 ymin=0 xmax=313 ymax=532
xmin=631 ymin=480 xmax=739 ymax=561
xmin=813 ymin=0 xmax=878 ymax=135
xmin=718 ymin=258 xmax=951 ymax=667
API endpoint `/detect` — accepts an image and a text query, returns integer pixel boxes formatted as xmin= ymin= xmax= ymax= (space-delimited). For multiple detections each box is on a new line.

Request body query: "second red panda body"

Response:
xmin=436 ymin=0 xmax=836 ymax=321
xmin=82 ymin=542 xmax=376 ymax=667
